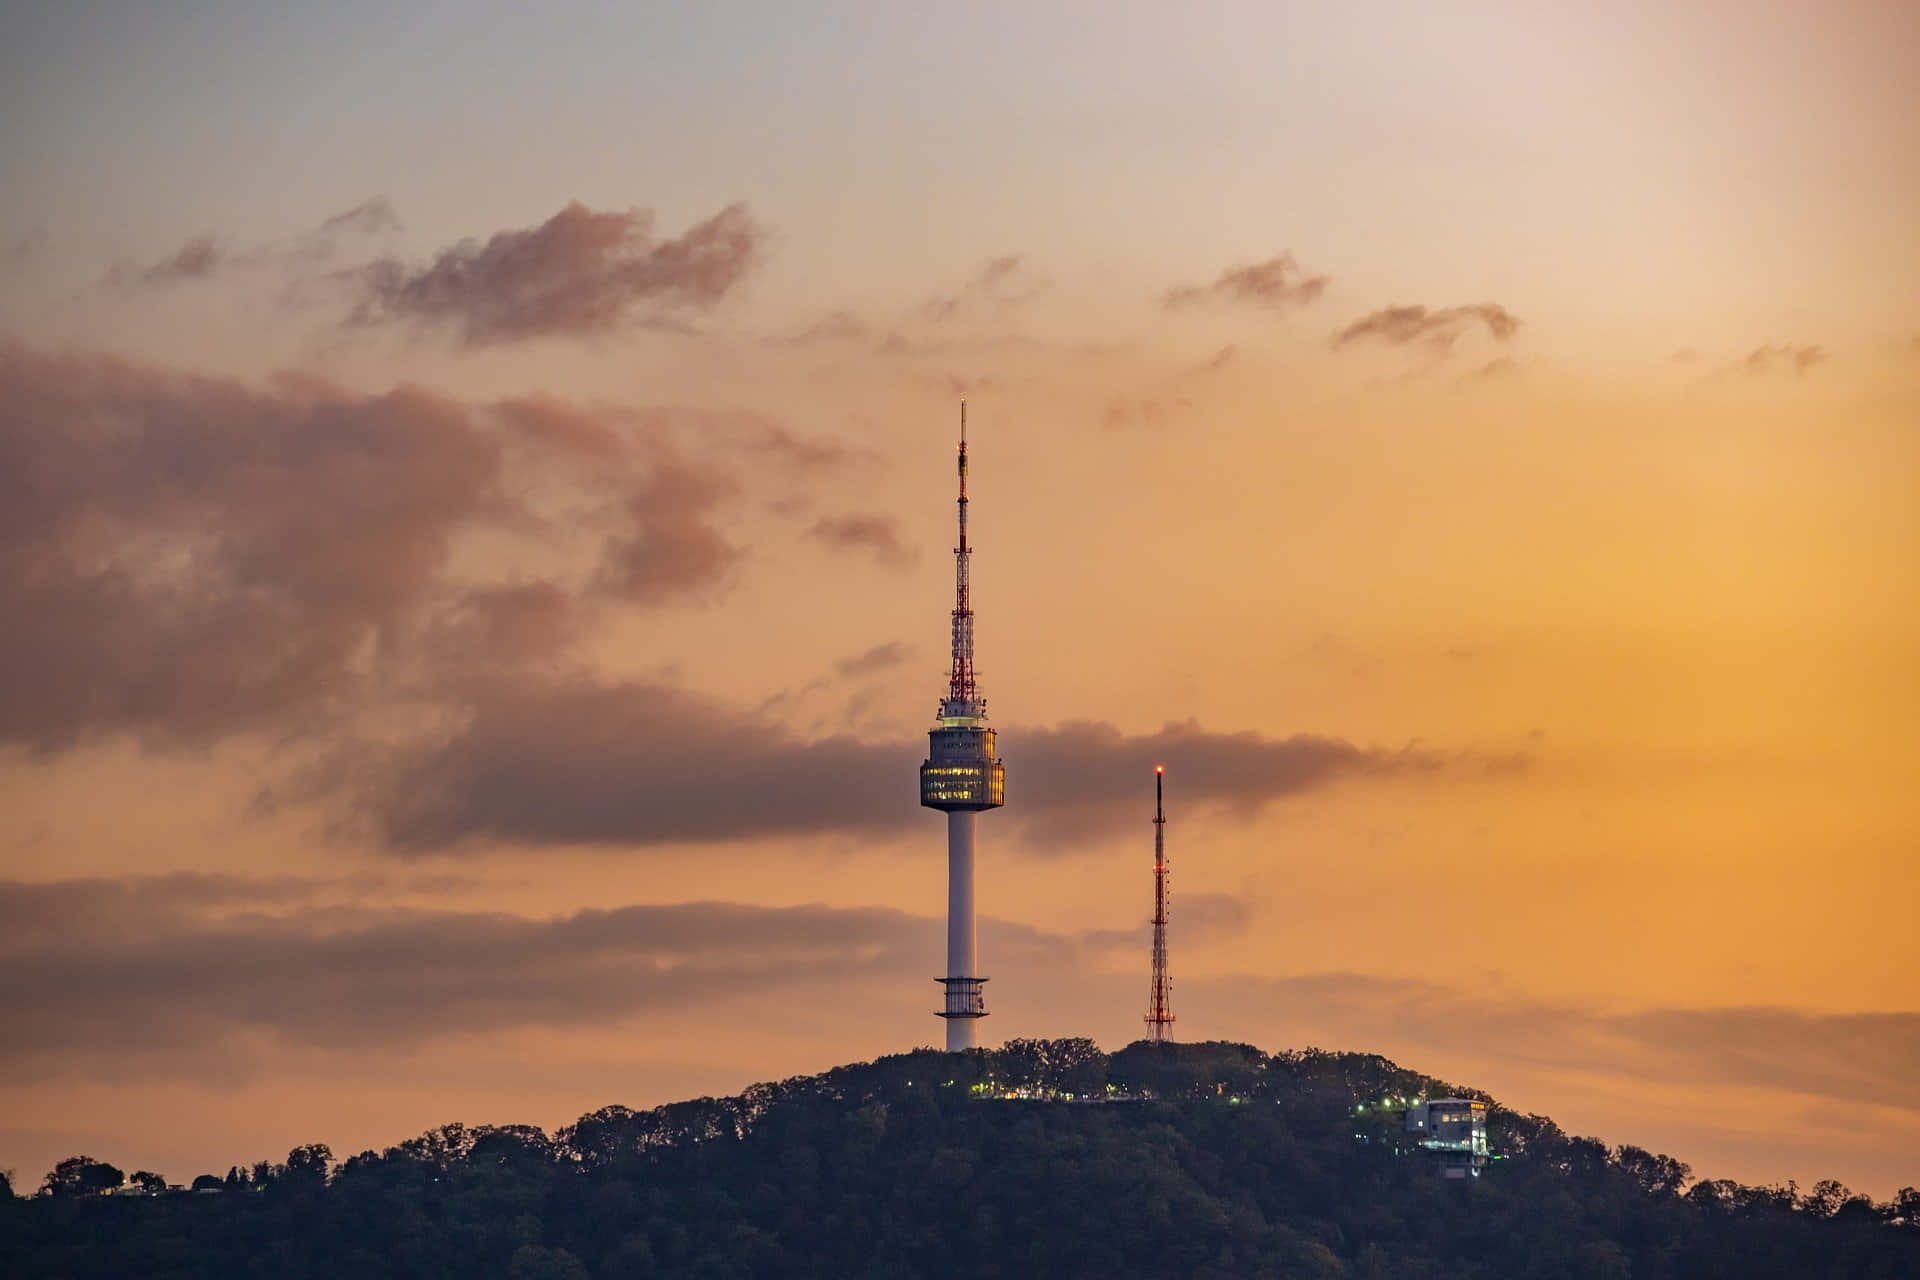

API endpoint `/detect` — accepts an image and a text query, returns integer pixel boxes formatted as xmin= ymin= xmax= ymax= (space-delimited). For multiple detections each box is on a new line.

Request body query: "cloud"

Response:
xmin=1074 ymin=891 xmax=1254 ymax=951
xmin=425 ymin=582 xmax=582 ymax=670
xmin=339 ymin=679 xmax=912 ymax=850
xmin=1615 ymin=1007 xmax=1920 ymax=1110
xmin=4 ymin=226 xmax=50 ymax=277
xmin=805 ymin=514 xmax=915 ymax=567
xmin=753 ymin=642 xmax=918 ymax=721
xmin=0 ymin=344 xmax=503 ymax=750
xmin=9 ymin=873 xmax=1916 ymax=1130
xmin=349 ymin=201 xmax=764 ymax=345
xmin=1101 ymin=397 xmax=1188 ymax=430
xmin=835 ymin=641 xmax=912 ymax=679
xmin=316 ymin=673 xmax=1454 ymax=852
xmin=0 ymin=345 xmax=834 ymax=752
xmin=777 ymin=260 xmax=1047 ymax=353
xmin=0 ymin=871 xmax=480 ymax=946
xmin=1195 ymin=345 xmax=1237 ymax=374
xmin=493 ymin=393 xmax=630 ymax=459
xmin=105 ymin=235 xmax=223 ymax=288
xmin=740 ymin=422 xmax=865 ymax=470
xmin=102 ymin=199 xmax=402 ymax=288
xmin=1741 ymin=343 xmax=1827 ymax=376
xmin=1190 ymin=972 xmax=1920 ymax=1119
xmin=773 ymin=310 xmax=874 ymax=347
xmin=591 ymin=457 xmax=741 ymax=604
xmin=920 ymin=255 xmax=1048 ymax=323
xmin=317 ymin=196 xmax=402 ymax=238
xmin=1009 ymin=719 xmax=1441 ymax=844
xmin=1332 ymin=303 xmax=1520 ymax=352
xmin=1100 ymin=345 xmax=1235 ymax=431
xmin=1161 ymin=253 xmax=1329 ymax=312
xmin=0 ymin=880 xmax=943 ymax=1073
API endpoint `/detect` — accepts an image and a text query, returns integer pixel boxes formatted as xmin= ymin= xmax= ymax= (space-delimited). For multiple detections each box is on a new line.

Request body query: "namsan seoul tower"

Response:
xmin=1145 ymin=766 xmax=1175 ymax=1043
xmin=919 ymin=402 xmax=1005 ymax=1052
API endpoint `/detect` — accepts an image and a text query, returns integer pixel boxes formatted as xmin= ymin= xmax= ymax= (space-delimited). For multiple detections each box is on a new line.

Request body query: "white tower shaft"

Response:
xmin=946 ymin=811 xmax=978 ymax=1051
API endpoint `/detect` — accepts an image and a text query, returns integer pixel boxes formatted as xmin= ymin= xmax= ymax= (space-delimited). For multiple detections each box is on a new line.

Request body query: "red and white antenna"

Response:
xmin=947 ymin=400 xmax=977 ymax=706
xmin=1145 ymin=765 xmax=1175 ymax=1042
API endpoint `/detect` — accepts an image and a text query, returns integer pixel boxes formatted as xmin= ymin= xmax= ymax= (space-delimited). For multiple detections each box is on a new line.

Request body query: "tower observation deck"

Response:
xmin=920 ymin=402 xmax=1004 ymax=1050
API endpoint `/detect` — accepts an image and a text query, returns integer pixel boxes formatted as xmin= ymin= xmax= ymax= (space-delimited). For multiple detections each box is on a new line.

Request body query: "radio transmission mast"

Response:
xmin=1145 ymin=765 xmax=1175 ymax=1042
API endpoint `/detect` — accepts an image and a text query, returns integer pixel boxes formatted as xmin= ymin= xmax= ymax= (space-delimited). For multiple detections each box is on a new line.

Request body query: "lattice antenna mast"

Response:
xmin=947 ymin=401 xmax=977 ymax=708
xmin=1146 ymin=765 xmax=1175 ymax=1041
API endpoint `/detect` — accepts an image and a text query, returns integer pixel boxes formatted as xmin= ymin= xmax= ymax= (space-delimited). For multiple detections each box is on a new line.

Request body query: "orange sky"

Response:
xmin=1 ymin=0 xmax=1916 ymax=1199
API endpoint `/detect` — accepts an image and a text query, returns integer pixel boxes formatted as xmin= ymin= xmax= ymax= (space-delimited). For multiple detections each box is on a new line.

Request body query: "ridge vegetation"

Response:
xmin=4 ymin=1041 xmax=1915 ymax=1279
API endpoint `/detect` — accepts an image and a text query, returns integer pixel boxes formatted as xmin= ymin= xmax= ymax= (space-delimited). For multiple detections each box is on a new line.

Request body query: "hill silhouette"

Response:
xmin=4 ymin=1040 xmax=1915 ymax=1279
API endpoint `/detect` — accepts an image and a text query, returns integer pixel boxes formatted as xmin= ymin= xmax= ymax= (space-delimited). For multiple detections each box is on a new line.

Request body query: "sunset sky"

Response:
xmin=2 ymin=1 xmax=1916 ymax=1198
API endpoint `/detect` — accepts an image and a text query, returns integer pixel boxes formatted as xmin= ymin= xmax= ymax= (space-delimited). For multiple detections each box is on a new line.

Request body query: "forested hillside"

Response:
xmin=4 ymin=1041 xmax=1915 ymax=1279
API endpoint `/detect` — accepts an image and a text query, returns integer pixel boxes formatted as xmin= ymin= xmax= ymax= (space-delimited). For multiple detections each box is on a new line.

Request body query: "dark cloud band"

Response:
xmin=4 ymin=876 xmax=1912 ymax=1124
xmin=327 ymin=676 xmax=1450 ymax=852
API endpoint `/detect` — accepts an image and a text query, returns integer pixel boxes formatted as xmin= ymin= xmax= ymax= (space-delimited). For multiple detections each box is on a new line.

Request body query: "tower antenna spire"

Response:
xmin=949 ymin=401 xmax=974 ymax=704
xmin=1146 ymin=765 xmax=1175 ymax=1042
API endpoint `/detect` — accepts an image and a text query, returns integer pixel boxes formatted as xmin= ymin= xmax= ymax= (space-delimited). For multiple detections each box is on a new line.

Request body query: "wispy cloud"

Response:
xmin=921 ymin=255 xmax=1049 ymax=322
xmin=1741 ymin=343 xmax=1827 ymax=376
xmin=102 ymin=198 xmax=404 ymax=290
xmin=3 ymin=226 xmax=50 ymax=277
xmin=591 ymin=458 xmax=742 ymax=605
xmin=1194 ymin=344 xmax=1237 ymax=373
xmin=104 ymin=235 xmax=222 ymax=289
xmin=772 ymin=310 xmax=873 ymax=347
xmin=317 ymin=196 xmax=402 ymax=238
xmin=1101 ymin=397 xmax=1188 ymax=430
xmin=1333 ymin=302 xmax=1520 ymax=352
xmin=834 ymin=641 xmax=912 ymax=679
xmin=1162 ymin=252 xmax=1329 ymax=312
xmin=806 ymin=514 xmax=915 ymax=568
xmin=349 ymin=201 xmax=764 ymax=345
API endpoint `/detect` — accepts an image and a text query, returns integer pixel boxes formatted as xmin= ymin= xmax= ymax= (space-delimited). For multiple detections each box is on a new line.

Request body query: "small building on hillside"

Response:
xmin=1404 ymin=1098 xmax=1489 ymax=1178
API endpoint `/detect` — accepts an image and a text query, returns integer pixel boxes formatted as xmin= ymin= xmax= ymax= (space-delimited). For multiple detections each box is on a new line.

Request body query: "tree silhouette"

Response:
xmin=286 ymin=1143 xmax=333 ymax=1185
xmin=41 ymin=1156 xmax=124 ymax=1197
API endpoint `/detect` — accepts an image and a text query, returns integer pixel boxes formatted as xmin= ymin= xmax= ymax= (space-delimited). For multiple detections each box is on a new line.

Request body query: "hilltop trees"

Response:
xmin=1614 ymin=1144 xmax=1691 ymax=1197
xmin=284 ymin=1144 xmax=333 ymax=1186
xmin=5 ymin=1042 xmax=1917 ymax=1278
xmin=41 ymin=1156 xmax=123 ymax=1197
